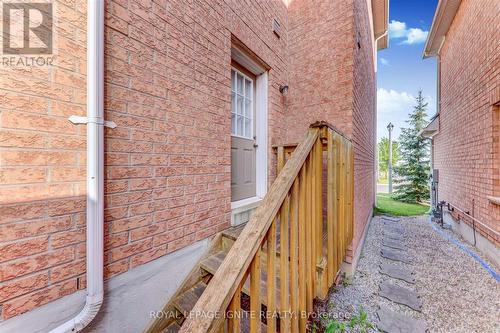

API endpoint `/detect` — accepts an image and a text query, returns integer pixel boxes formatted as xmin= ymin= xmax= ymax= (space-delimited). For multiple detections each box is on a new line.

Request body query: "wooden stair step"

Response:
xmin=242 ymin=268 xmax=282 ymax=310
xmin=200 ymin=250 xmax=227 ymax=275
xmin=240 ymin=310 xmax=268 ymax=333
xmin=201 ymin=250 xmax=284 ymax=310
xmin=222 ymin=224 xmax=246 ymax=241
xmin=160 ymin=322 xmax=181 ymax=333
xmin=172 ymin=281 xmax=207 ymax=316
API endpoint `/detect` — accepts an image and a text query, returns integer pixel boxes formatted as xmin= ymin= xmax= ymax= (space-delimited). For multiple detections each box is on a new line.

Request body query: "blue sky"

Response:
xmin=377 ymin=0 xmax=438 ymax=141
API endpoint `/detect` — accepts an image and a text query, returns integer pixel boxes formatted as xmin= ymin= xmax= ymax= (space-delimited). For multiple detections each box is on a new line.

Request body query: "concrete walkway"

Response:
xmin=318 ymin=215 xmax=500 ymax=333
xmin=377 ymin=183 xmax=389 ymax=193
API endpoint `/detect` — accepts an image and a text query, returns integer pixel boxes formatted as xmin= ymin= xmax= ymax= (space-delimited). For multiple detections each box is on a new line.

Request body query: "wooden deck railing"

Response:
xmin=179 ymin=122 xmax=354 ymax=333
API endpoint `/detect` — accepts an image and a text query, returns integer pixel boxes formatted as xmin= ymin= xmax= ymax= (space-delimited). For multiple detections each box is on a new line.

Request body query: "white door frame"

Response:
xmin=230 ymin=47 xmax=268 ymax=225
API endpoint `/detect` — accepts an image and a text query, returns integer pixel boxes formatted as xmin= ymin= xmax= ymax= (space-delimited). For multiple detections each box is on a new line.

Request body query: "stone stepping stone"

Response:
xmin=379 ymin=281 xmax=422 ymax=311
xmin=384 ymin=219 xmax=402 ymax=225
xmin=384 ymin=227 xmax=404 ymax=234
xmin=384 ymin=223 xmax=404 ymax=231
xmin=384 ymin=225 xmax=405 ymax=234
xmin=380 ymin=262 xmax=415 ymax=284
xmin=384 ymin=224 xmax=404 ymax=232
xmin=377 ymin=306 xmax=426 ymax=333
xmin=381 ymin=216 xmax=400 ymax=222
xmin=385 ymin=228 xmax=405 ymax=238
xmin=384 ymin=237 xmax=404 ymax=245
xmin=381 ymin=248 xmax=411 ymax=263
xmin=384 ymin=232 xmax=404 ymax=242
xmin=383 ymin=239 xmax=405 ymax=250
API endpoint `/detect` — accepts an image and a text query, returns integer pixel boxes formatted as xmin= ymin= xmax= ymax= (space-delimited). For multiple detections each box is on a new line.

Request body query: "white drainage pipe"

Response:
xmin=50 ymin=0 xmax=110 ymax=331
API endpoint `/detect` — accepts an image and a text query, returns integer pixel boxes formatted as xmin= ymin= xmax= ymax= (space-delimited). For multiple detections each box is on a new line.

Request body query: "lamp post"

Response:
xmin=387 ymin=122 xmax=394 ymax=193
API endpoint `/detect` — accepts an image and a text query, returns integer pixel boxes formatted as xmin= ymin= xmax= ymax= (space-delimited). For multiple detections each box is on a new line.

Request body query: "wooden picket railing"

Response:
xmin=179 ymin=122 xmax=354 ymax=333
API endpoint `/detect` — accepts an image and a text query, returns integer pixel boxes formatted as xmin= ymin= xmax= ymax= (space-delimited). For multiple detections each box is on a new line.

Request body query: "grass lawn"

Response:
xmin=375 ymin=193 xmax=430 ymax=216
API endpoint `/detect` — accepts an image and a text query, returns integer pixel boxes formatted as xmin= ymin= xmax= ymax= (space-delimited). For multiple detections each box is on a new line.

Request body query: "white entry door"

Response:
xmin=231 ymin=67 xmax=256 ymax=202
xmin=229 ymin=45 xmax=268 ymax=226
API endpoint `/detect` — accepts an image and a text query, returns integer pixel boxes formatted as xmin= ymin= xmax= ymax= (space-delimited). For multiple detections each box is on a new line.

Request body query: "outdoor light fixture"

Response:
xmin=279 ymin=85 xmax=289 ymax=96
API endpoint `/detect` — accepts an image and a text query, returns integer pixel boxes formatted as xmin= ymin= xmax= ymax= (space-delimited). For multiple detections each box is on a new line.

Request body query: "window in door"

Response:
xmin=231 ymin=69 xmax=253 ymax=138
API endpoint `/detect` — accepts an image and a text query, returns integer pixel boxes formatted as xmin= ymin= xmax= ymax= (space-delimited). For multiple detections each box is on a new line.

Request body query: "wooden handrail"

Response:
xmin=179 ymin=123 xmax=354 ymax=333
xmin=180 ymin=128 xmax=319 ymax=333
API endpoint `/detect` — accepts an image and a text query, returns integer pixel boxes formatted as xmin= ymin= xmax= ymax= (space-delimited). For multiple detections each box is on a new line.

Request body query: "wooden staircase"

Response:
xmin=144 ymin=225 xmax=244 ymax=333
xmin=147 ymin=222 xmax=313 ymax=333
xmin=145 ymin=122 xmax=355 ymax=333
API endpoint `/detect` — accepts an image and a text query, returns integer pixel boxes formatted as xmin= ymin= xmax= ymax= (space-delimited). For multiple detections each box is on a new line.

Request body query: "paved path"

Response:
xmin=377 ymin=183 xmax=389 ymax=193
xmin=320 ymin=215 xmax=500 ymax=333
xmin=376 ymin=216 xmax=426 ymax=331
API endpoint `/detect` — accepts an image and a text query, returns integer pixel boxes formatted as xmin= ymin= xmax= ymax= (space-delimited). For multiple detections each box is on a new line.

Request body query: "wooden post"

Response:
xmin=315 ymin=139 xmax=328 ymax=299
xmin=280 ymin=196 xmax=290 ymax=332
xmin=334 ymin=134 xmax=341 ymax=271
xmin=298 ymin=167 xmax=307 ymax=333
xmin=315 ymin=139 xmax=323 ymax=263
xmin=305 ymin=156 xmax=313 ymax=312
xmin=250 ymin=252 xmax=261 ymax=333
xmin=277 ymin=146 xmax=285 ymax=175
xmin=266 ymin=222 xmax=276 ymax=333
xmin=289 ymin=180 xmax=299 ymax=333
xmin=310 ymin=142 xmax=318 ymax=300
xmin=341 ymin=143 xmax=347 ymax=258
xmin=327 ymin=130 xmax=335 ymax=285
xmin=350 ymin=145 xmax=355 ymax=243
xmin=228 ymin=282 xmax=242 ymax=333
xmin=346 ymin=144 xmax=350 ymax=251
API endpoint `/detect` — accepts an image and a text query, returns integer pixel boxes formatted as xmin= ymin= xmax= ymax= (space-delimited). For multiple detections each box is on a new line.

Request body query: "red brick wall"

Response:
xmin=0 ymin=0 xmax=289 ymax=320
xmin=0 ymin=0 xmax=377 ymax=320
xmin=286 ymin=0 xmax=376 ymax=261
xmin=433 ymin=0 xmax=500 ymax=244
xmin=286 ymin=0 xmax=355 ymax=142
xmin=493 ymin=104 xmax=500 ymax=224
xmin=102 ymin=0 xmax=289 ymax=277
xmin=0 ymin=1 xmax=87 ymax=320
xmin=350 ymin=0 xmax=376 ymax=257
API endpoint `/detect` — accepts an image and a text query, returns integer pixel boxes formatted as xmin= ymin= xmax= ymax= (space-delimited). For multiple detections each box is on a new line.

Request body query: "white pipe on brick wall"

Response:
xmin=50 ymin=0 xmax=105 ymax=332
xmin=373 ymin=30 xmax=388 ymax=72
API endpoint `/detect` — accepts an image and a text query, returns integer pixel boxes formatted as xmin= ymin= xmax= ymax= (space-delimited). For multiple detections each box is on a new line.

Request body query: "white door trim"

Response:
xmin=255 ymin=71 xmax=268 ymax=199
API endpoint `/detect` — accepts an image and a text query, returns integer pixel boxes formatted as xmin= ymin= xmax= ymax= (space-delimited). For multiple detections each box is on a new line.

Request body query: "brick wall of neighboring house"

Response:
xmin=433 ymin=0 xmax=500 ymax=244
xmin=0 ymin=0 xmax=378 ymax=320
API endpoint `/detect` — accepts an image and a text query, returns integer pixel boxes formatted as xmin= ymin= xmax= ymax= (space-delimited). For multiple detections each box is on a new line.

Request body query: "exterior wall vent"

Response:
xmin=273 ymin=19 xmax=281 ymax=38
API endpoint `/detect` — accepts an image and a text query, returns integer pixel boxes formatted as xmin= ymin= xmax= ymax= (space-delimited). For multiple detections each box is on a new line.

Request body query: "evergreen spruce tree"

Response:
xmin=393 ymin=90 xmax=430 ymax=203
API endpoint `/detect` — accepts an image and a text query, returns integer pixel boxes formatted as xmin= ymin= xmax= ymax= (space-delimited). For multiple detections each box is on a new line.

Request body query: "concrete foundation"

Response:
xmin=0 ymin=239 xmax=208 ymax=333
xmin=443 ymin=211 xmax=500 ymax=269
